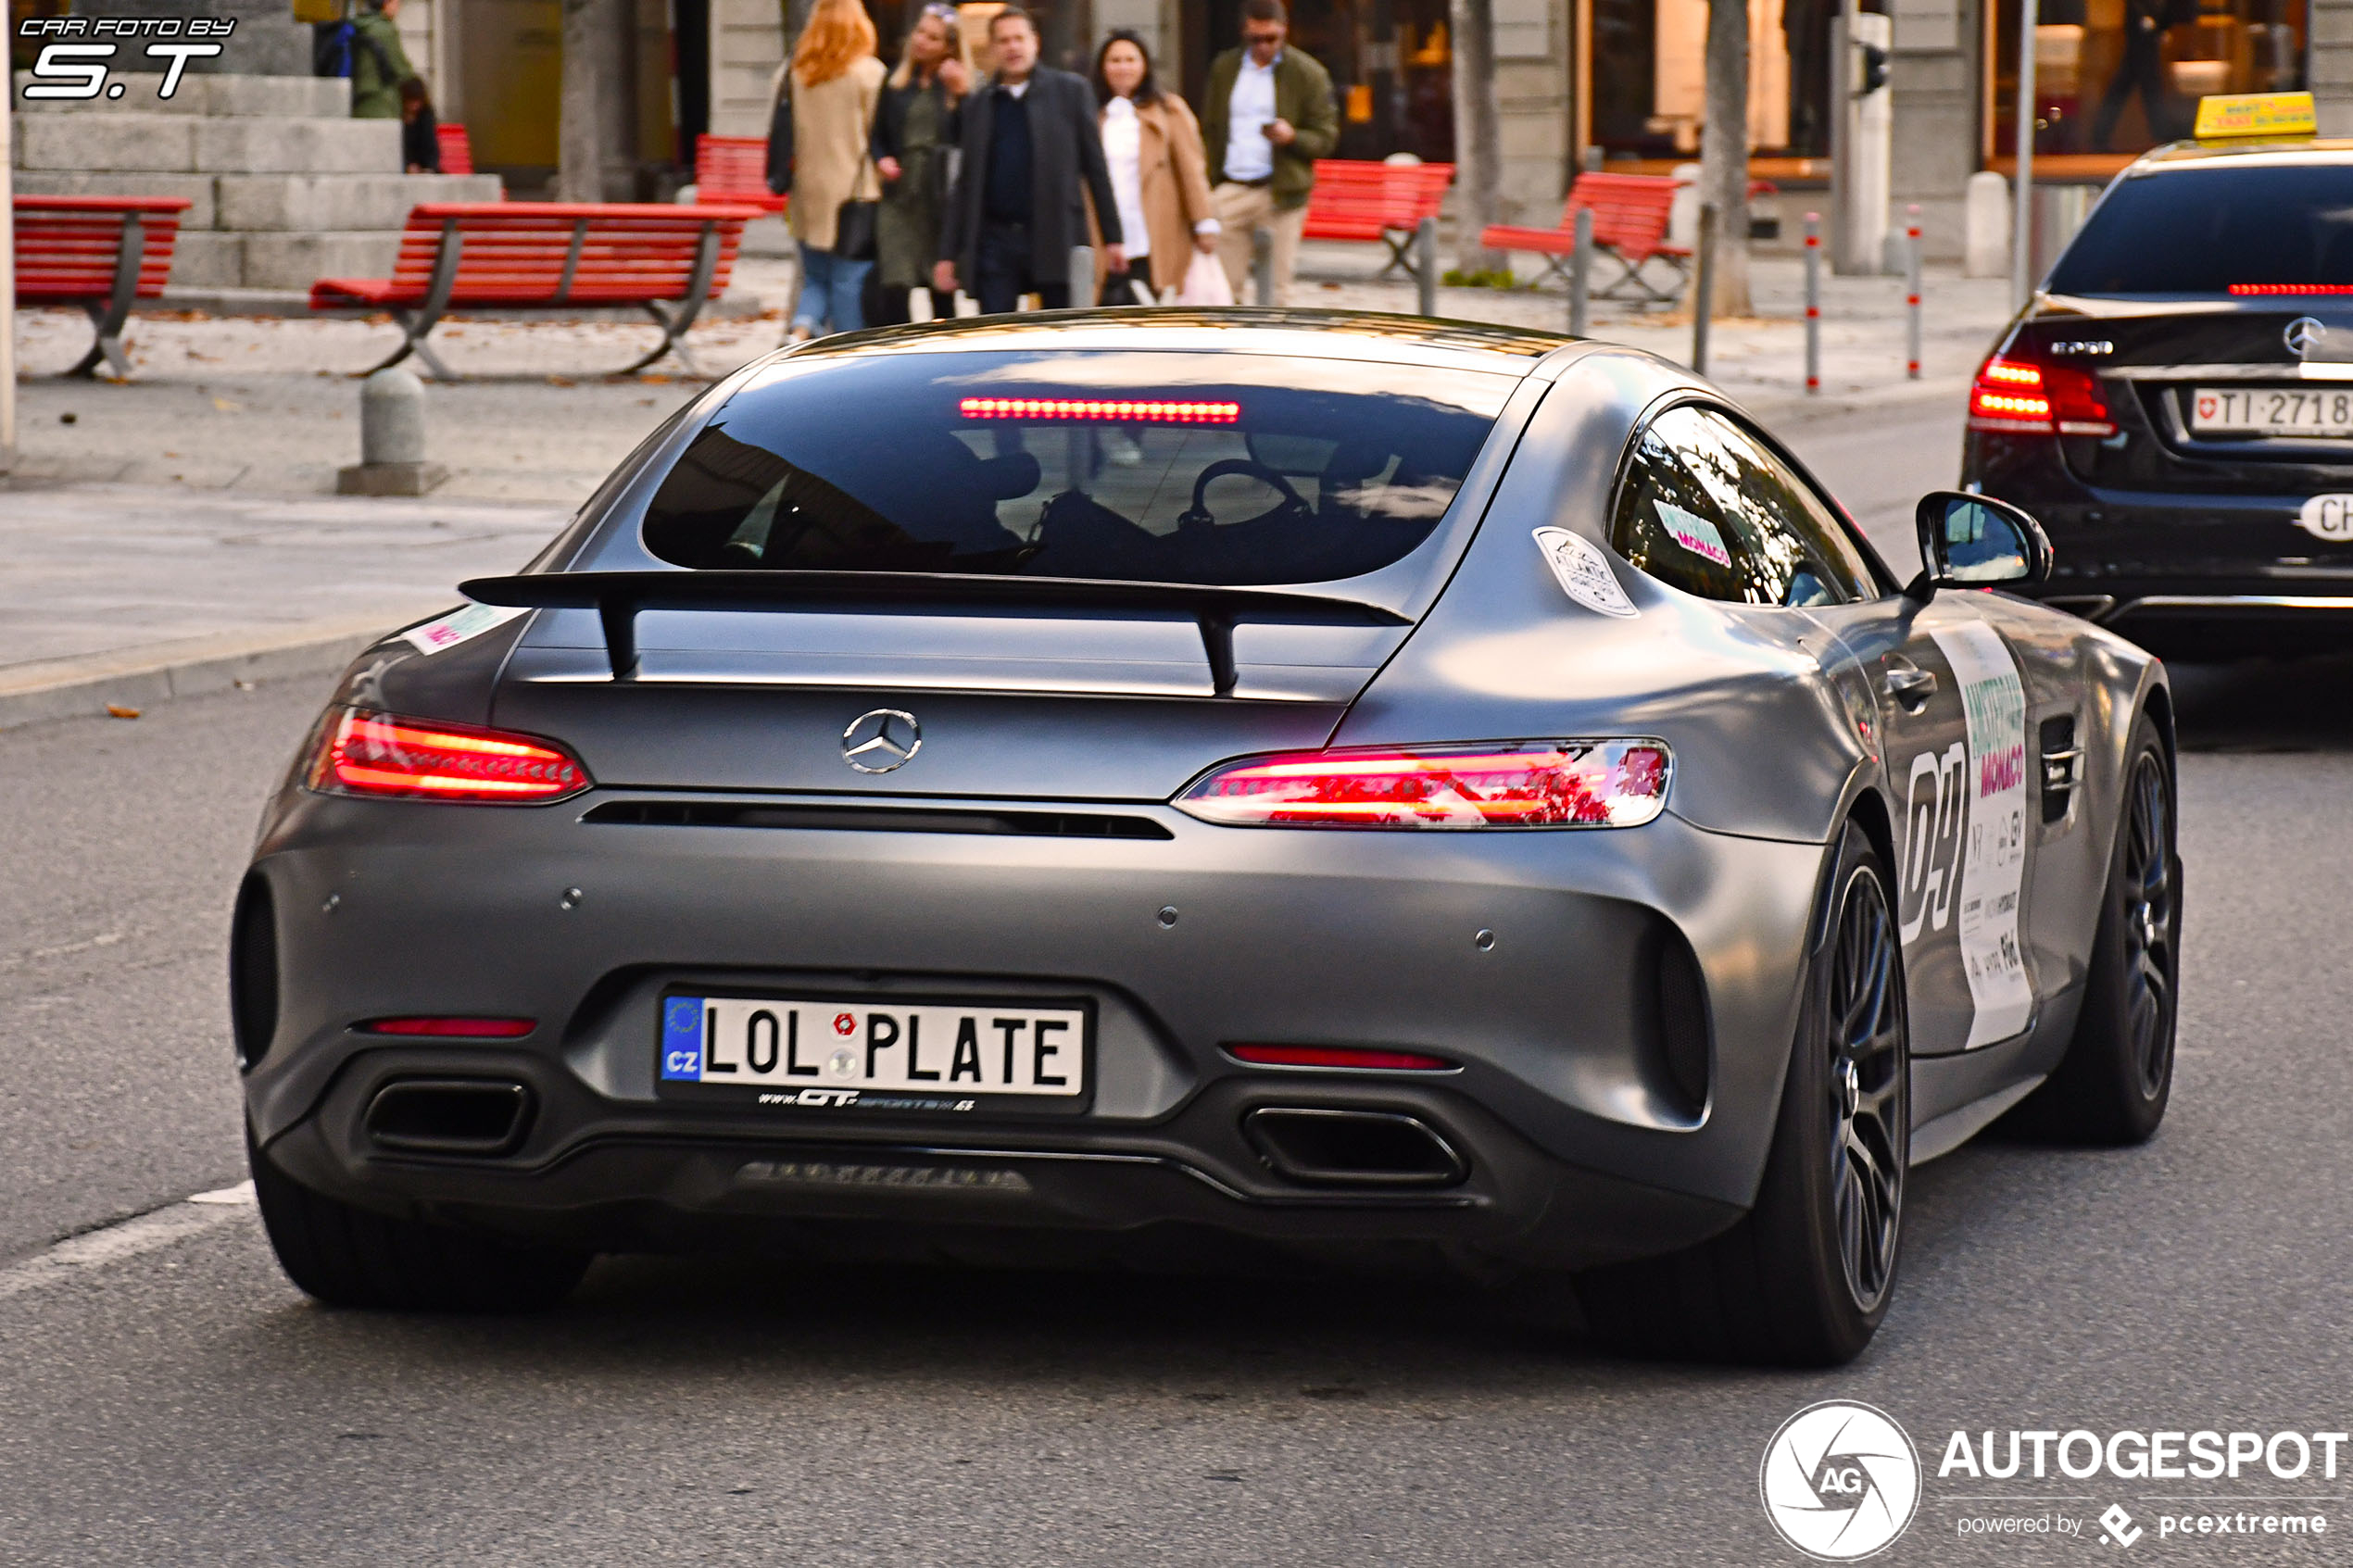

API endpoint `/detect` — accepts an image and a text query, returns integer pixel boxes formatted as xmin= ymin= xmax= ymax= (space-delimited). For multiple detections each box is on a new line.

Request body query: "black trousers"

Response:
xmin=975 ymin=220 xmax=1069 ymax=314
xmin=2092 ymin=35 xmax=2175 ymax=150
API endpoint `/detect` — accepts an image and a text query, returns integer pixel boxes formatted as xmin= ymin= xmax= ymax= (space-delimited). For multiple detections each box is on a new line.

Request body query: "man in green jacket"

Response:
xmin=1199 ymin=0 xmax=1337 ymax=306
xmin=348 ymin=0 xmax=417 ymax=121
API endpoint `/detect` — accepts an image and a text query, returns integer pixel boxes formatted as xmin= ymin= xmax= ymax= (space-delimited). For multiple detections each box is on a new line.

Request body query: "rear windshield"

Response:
xmin=2047 ymin=166 xmax=2353 ymax=295
xmin=639 ymin=349 xmax=1516 ymax=585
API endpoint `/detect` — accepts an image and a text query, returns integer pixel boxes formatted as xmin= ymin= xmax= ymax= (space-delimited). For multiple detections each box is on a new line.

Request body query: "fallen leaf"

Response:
xmin=106 ymin=704 xmax=142 ymax=719
xmin=59 ymin=412 xmax=77 ymax=424
xmin=211 ymin=396 xmax=242 ymax=412
xmin=547 ymin=375 xmax=575 ymax=386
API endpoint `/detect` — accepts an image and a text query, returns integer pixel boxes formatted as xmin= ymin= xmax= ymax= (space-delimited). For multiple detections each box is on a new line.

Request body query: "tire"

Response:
xmin=1577 ymin=823 xmax=1909 ymax=1366
xmin=248 ymin=1123 xmax=590 ymax=1312
xmin=2006 ymin=710 xmax=2180 ymax=1145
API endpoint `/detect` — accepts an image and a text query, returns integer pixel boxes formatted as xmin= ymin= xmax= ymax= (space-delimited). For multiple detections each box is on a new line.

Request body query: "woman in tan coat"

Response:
xmin=1090 ymin=31 xmax=1217 ymax=306
xmin=773 ymin=0 xmax=885 ymax=339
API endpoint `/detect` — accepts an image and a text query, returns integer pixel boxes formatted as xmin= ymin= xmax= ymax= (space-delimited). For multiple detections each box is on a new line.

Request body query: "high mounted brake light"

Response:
xmin=2229 ymin=283 xmax=2353 ymax=295
xmin=1176 ymin=741 xmax=1670 ymax=829
xmin=958 ymin=397 xmax=1240 ymax=423
xmin=1968 ymin=353 xmax=2115 ymax=437
xmin=308 ymin=710 xmax=590 ymax=804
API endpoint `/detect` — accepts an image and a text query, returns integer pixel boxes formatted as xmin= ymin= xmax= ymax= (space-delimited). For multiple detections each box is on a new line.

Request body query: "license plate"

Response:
xmin=658 ymin=993 xmax=1089 ymax=1111
xmin=2192 ymin=386 xmax=2353 ymax=437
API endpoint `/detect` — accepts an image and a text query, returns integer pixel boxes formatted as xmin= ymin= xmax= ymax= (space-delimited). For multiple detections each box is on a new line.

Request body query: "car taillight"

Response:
xmin=1175 ymin=740 xmax=1670 ymax=829
xmin=1226 ymin=1044 xmax=1455 ymax=1071
xmin=308 ymin=709 xmax=590 ymax=804
xmin=1967 ymin=353 xmax=2115 ymax=437
xmin=358 ymin=1017 xmax=536 ymax=1038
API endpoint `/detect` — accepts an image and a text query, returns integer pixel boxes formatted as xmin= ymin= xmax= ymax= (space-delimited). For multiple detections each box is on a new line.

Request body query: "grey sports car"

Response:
xmin=234 ymin=312 xmax=2181 ymax=1364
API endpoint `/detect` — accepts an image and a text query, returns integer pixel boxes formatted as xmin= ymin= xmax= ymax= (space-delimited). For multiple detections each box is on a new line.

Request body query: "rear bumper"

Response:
xmin=239 ymin=785 xmax=1828 ymax=1271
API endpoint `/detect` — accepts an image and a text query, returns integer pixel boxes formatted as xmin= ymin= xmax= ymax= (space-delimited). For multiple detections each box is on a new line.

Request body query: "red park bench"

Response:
xmin=435 ymin=122 xmax=475 ymax=176
xmin=693 ymin=134 xmax=788 ymax=215
xmin=308 ymin=201 xmax=762 ymax=379
xmin=1480 ymin=171 xmax=1692 ymax=307
xmin=1302 ymin=159 xmax=1454 ymax=281
xmin=14 ymin=194 xmax=191 ymax=379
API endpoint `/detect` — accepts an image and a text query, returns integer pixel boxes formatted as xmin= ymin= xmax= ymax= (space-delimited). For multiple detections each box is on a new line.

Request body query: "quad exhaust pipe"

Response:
xmin=1242 ymin=1107 xmax=1467 ymax=1188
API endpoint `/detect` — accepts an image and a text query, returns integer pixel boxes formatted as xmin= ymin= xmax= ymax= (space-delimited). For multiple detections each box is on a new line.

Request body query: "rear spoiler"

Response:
xmin=458 ymin=571 xmax=1411 ymax=696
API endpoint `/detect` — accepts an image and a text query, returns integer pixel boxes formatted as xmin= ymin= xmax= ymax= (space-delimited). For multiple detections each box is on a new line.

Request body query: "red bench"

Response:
xmin=1302 ymin=159 xmax=1454 ymax=281
xmin=1480 ymin=172 xmax=1691 ymax=307
xmin=435 ymin=122 xmax=475 ymax=176
xmin=694 ymin=134 xmax=788 ymax=216
xmin=309 ymin=201 xmax=761 ymax=379
xmin=15 ymin=194 xmax=191 ymax=379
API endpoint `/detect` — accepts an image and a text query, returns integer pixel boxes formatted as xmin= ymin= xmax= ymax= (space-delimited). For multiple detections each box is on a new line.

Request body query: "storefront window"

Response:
xmin=1988 ymin=0 xmax=2307 ymax=159
xmin=1592 ymin=0 xmax=1848 ymax=161
xmin=1183 ymin=0 xmax=1456 ymax=162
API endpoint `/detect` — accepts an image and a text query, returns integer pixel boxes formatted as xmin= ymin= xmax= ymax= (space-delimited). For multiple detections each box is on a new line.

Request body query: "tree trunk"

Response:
xmin=1449 ymin=0 xmax=1503 ymax=275
xmin=1698 ymin=0 xmax=1753 ymax=315
xmin=557 ymin=0 xmax=606 ymax=202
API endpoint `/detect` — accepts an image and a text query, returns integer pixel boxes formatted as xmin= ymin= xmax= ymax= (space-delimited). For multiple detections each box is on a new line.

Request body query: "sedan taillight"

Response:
xmin=1967 ymin=352 xmax=2115 ymax=437
xmin=1175 ymin=741 xmax=1670 ymax=829
xmin=308 ymin=709 xmax=591 ymax=804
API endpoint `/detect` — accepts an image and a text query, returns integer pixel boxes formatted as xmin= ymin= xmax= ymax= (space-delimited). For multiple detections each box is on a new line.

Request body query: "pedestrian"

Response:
xmin=870 ymin=3 xmax=970 ymax=325
xmin=346 ymin=0 xmax=416 ymax=121
xmin=2091 ymin=0 xmax=2196 ymax=150
xmin=772 ymin=0 xmax=887 ymax=341
xmin=933 ymin=6 xmax=1124 ymax=315
xmin=1090 ymin=30 xmax=1218 ymax=307
xmin=398 ymin=77 xmax=441 ymax=173
xmin=1200 ymin=0 xmax=1337 ymax=307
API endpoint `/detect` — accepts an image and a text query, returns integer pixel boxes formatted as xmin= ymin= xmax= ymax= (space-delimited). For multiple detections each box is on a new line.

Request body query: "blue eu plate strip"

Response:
xmin=661 ymin=997 xmax=704 ymax=1081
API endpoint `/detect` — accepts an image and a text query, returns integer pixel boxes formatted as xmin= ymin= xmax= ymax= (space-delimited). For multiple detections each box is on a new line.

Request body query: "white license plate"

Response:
xmin=2192 ymin=386 xmax=2353 ymax=437
xmin=659 ymin=994 xmax=1088 ymax=1104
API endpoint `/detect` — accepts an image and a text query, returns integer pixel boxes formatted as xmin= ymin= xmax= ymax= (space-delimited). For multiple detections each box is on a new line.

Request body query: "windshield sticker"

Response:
xmin=1654 ymin=499 xmax=1731 ymax=567
xmin=1931 ymin=622 xmax=2034 ymax=1048
xmin=1533 ymin=528 xmax=1639 ymax=618
xmin=400 ymin=602 xmax=529 ymax=657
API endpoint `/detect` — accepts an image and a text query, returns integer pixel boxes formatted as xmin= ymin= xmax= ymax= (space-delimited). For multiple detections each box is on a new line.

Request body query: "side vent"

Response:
xmin=2039 ymin=714 xmax=2080 ymax=824
xmin=230 ymin=873 xmax=280 ymax=1072
xmin=1634 ymin=915 xmax=1712 ymax=1123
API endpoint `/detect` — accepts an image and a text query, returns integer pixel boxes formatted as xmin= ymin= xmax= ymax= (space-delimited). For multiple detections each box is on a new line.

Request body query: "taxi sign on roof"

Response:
xmin=2195 ymin=91 xmax=2317 ymax=141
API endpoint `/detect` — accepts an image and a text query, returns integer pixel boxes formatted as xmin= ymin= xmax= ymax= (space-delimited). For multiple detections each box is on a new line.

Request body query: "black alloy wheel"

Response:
xmin=1826 ymin=855 xmax=1907 ymax=1314
xmin=2119 ymin=753 xmax=2177 ymax=1100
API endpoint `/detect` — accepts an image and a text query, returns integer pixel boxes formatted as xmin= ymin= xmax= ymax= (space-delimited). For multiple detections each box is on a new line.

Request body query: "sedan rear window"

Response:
xmin=2047 ymin=166 xmax=2353 ymax=295
xmin=639 ymin=350 xmax=1516 ymax=585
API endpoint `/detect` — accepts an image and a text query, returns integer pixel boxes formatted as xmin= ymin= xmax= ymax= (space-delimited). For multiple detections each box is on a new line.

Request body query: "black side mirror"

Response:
xmin=1906 ymin=491 xmax=2052 ymax=600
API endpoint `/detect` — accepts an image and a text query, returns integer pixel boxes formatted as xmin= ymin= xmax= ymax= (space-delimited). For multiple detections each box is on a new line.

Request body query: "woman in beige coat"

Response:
xmin=774 ymin=0 xmax=885 ymax=339
xmin=1090 ymin=31 xmax=1218 ymax=305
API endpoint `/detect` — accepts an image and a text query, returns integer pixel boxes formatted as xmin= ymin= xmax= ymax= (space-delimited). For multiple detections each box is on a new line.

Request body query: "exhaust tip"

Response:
xmin=364 ymin=1079 xmax=534 ymax=1156
xmin=1242 ymin=1107 xmax=1467 ymax=1188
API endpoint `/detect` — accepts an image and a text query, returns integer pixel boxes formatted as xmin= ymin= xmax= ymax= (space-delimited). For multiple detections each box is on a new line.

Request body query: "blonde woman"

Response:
xmin=871 ymin=3 xmax=969 ymax=321
xmin=773 ymin=0 xmax=886 ymax=339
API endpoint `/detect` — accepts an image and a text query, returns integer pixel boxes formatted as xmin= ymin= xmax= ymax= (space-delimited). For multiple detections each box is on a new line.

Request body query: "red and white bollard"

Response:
xmin=1905 ymin=203 xmax=1922 ymax=382
xmin=1803 ymin=212 xmax=1821 ymax=396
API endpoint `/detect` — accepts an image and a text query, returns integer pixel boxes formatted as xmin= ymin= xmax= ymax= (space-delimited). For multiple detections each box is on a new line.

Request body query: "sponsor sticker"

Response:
xmin=1531 ymin=527 xmax=1639 ymax=618
xmin=1931 ymin=623 xmax=2034 ymax=1048
xmin=1654 ymin=499 xmax=1732 ymax=568
xmin=399 ymin=602 xmax=529 ymax=657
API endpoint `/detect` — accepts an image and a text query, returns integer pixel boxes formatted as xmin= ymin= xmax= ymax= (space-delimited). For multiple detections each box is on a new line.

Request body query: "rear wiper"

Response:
xmin=458 ymin=570 xmax=1411 ymax=696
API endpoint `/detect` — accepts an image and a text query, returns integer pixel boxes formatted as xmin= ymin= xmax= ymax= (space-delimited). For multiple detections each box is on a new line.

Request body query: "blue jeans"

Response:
xmin=794 ymin=243 xmax=873 ymax=334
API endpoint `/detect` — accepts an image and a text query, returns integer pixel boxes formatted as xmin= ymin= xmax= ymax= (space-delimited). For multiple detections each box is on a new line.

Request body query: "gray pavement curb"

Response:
xmin=0 ymin=608 xmax=440 ymax=731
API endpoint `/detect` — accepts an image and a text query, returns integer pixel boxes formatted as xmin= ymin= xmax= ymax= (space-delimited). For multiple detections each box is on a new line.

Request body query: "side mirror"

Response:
xmin=1907 ymin=491 xmax=2052 ymax=600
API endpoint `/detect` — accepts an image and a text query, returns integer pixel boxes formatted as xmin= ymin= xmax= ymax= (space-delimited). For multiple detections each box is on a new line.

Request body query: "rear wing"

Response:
xmin=459 ymin=571 xmax=1412 ymax=697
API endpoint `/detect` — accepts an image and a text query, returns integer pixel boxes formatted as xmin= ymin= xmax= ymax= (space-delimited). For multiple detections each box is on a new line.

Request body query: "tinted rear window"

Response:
xmin=2047 ymin=166 xmax=2353 ymax=295
xmin=640 ymin=350 xmax=1516 ymax=585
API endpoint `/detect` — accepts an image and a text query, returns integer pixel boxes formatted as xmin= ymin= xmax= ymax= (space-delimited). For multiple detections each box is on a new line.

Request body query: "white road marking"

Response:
xmin=0 ymin=1181 xmax=255 ymax=1303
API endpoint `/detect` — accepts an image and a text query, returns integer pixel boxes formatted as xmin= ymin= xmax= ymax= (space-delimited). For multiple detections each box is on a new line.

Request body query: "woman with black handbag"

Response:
xmin=771 ymin=0 xmax=885 ymax=342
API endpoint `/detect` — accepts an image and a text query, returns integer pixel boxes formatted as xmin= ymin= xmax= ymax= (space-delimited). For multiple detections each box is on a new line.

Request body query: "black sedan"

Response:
xmin=1962 ymin=139 xmax=2353 ymax=656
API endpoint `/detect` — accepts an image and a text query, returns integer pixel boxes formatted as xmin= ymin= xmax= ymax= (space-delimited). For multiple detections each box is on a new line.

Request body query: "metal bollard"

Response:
xmin=336 ymin=366 xmax=446 ymax=495
xmin=1691 ymin=203 xmax=1717 ymax=377
xmin=1251 ymin=228 xmax=1274 ymax=307
xmin=1415 ymin=216 xmax=1438 ymax=317
xmin=1905 ymin=203 xmax=1923 ymax=381
xmin=1569 ymin=206 xmax=1593 ymax=337
xmin=1804 ymin=211 xmax=1821 ymax=396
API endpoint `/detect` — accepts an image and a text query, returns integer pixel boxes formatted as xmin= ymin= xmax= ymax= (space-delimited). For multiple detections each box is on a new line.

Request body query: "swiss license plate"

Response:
xmin=2192 ymin=386 xmax=2353 ymax=437
xmin=658 ymin=993 xmax=1090 ymax=1112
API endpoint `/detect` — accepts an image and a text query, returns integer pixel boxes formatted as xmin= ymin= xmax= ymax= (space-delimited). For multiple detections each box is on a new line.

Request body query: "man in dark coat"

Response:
xmin=934 ymin=6 xmax=1124 ymax=313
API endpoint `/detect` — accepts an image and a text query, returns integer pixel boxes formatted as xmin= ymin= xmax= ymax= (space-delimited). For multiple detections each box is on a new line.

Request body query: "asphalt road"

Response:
xmin=3 ymin=400 xmax=2349 ymax=1565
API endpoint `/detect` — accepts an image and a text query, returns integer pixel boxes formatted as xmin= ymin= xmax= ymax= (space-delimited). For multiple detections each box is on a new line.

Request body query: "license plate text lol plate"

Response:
xmin=661 ymin=996 xmax=1087 ymax=1097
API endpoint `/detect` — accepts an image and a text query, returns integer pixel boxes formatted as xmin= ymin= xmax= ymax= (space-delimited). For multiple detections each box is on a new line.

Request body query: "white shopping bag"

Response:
xmin=1176 ymin=250 xmax=1235 ymax=307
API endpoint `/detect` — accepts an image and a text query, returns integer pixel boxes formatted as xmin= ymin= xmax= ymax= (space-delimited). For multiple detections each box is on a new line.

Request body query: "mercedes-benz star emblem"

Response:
xmin=841 ymin=709 xmax=921 ymax=773
xmin=2286 ymin=316 xmax=2328 ymax=357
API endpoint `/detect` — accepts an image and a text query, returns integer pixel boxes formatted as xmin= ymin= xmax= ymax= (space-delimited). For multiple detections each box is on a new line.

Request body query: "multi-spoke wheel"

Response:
xmin=1578 ymin=823 xmax=1909 ymax=1366
xmin=2010 ymin=709 xmax=2180 ymax=1145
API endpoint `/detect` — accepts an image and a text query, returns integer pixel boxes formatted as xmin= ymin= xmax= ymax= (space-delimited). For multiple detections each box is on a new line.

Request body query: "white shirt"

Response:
xmin=1101 ymin=97 xmax=1151 ymax=260
xmin=1224 ymin=53 xmax=1278 ymax=182
xmin=997 ymin=77 xmax=1029 ymax=99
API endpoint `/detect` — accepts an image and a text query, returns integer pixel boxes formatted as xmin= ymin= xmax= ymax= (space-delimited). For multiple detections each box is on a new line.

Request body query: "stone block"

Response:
xmin=168 ymin=231 xmax=246 ymax=289
xmin=18 ymin=113 xmax=196 ymax=171
xmin=215 ymin=172 xmax=502 ymax=232
xmin=203 ymin=75 xmax=351 ymax=118
xmin=195 ymin=117 xmax=401 ymax=175
xmin=13 ymin=169 xmax=218 ymax=230
xmin=240 ymin=231 xmax=403 ymax=291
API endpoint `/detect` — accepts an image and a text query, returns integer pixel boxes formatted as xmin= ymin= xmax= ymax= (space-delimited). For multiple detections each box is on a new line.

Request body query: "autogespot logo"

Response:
xmin=1761 ymin=1401 xmax=1922 ymax=1561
